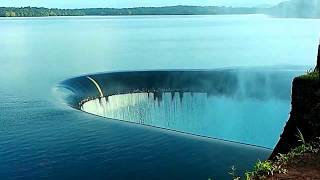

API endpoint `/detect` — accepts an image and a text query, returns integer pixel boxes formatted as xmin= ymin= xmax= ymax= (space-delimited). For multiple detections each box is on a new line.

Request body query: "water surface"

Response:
xmin=0 ymin=15 xmax=319 ymax=180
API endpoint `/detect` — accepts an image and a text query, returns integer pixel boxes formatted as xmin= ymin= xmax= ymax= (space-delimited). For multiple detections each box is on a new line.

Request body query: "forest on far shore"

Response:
xmin=0 ymin=6 xmax=257 ymax=17
xmin=1 ymin=0 xmax=319 ymax=18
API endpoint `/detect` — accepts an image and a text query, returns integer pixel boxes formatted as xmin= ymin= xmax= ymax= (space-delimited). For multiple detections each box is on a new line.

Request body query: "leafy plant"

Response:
xmin=244 ymin=136 xmax=320 ymax=180
xmin=246 ymin=145 xmax=314 ymax=179
xmin=228 ymin=165 xmax=241 ymax=180
xmin=245 ymin=160 xmax=274 ymax=179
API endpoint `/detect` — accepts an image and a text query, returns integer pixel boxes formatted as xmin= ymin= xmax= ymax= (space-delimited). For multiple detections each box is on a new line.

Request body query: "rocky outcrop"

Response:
xmin=270 ymin=76 xmax=320 ymax=159
xmin=316 ymin=42 xmax=320 ymax=71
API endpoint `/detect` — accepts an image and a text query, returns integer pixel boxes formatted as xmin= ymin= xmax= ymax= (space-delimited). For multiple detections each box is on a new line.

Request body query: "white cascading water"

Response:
xmin=81 ymin=92 xmax=290 ymax=148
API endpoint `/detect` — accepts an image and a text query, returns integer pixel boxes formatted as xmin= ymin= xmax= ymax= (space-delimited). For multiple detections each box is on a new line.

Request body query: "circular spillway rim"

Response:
xmin=87 ymin=76 xmax=104 ymax=98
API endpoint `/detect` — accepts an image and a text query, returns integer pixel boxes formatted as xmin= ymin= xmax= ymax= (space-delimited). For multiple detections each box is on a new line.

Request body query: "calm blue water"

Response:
xmin=0 ymin=15 xmax=320 ymax=180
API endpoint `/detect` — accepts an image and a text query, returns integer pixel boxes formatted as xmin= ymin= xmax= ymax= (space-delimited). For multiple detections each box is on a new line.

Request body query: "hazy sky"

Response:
xmin=0 ymin=0 xmax=285 ymax=8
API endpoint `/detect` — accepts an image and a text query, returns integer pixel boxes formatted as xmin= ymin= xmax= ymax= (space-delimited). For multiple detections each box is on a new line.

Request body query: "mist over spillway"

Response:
xmin=59 ymin=68 xmax=305 ymax=149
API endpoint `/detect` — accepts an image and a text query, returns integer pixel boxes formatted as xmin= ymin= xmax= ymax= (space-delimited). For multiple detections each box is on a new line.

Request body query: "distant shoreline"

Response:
xmin=0 ymin=14 xmax=269 ymax=19
xmin=1 ymin=0 xmax=319 ymax=19
xmin=0 ymin=6 xmax=259 ymax=17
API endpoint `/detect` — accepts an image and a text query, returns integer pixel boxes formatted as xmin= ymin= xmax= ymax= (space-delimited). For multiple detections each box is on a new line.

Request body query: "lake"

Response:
xmin=0 ymin=15 xmax=320 ymax=180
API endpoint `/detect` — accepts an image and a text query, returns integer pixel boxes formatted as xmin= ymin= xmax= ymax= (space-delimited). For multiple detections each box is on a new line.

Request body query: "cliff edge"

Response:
xmin=271 ymin=41 xmax=320 ymax=158
xmin=270 ymin=73 xmax=320 ymax=159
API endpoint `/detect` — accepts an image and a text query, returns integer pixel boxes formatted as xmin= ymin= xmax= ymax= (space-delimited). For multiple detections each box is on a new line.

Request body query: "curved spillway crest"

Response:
xmin=87 ymin=76 xmax=104 ymax=98
xmin=59 ymin=69 xmax=304 ymax=149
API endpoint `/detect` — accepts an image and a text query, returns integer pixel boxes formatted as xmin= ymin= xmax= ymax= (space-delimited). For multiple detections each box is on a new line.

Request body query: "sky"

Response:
xmin=0 ymin=0 xmax=285 ymax=8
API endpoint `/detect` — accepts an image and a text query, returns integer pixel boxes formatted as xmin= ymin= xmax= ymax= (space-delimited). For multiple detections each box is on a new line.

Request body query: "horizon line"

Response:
xmin=0 ymin=4 xmax=268 ymax=10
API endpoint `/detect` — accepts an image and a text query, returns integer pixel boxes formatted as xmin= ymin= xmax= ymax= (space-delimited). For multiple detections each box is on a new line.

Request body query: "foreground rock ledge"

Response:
xmin=270 ymin=76 xmax=320 ymax=159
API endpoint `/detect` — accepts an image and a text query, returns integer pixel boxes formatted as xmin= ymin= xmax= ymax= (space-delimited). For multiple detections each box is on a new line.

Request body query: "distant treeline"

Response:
xmin=1 ymin=0 xmax=319 ymax=18
xmin=0 ymin=6 xmax=258 ymax=17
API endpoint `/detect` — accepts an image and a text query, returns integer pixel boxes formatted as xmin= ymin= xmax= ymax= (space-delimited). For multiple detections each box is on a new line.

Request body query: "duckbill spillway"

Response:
xmin=59 ymin=68 xmax=303 ymax=149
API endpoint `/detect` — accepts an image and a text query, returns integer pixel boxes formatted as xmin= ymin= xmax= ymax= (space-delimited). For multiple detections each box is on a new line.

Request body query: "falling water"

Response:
xmin=81 ymin=91 xmax=290 ymax=148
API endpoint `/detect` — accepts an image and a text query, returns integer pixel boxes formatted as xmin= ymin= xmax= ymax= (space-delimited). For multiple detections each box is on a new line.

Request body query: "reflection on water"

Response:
xmin=82 ymin=92 xmax=289 ymax=148
xmin=2 ymin=14 xmax=318 ymax=179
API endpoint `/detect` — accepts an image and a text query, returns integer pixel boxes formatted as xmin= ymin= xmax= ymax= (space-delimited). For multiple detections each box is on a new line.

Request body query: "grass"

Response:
xmin=242 ymin=143 xmax=318 ymax=180
xmin=232 ymin=129 xmax=320 ymax=180
xmin=240 ymin=67 xmax=320 ymax=179
xmin=298 ymin=69 xmax=319 ymax=80
xmin=296 ymin=128 xmax=305 ymax=144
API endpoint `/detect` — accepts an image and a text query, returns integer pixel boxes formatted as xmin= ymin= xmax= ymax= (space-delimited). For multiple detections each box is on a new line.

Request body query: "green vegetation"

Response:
xmin=244 ymin=129 xmax=319 ymax=180
xmin=244 ymin=160 xmax=276 ymax=179
xmin=229 ymin=129 xmax=319 ymax=180
xmin=246 ymin=145 xmax=307 ymax=179
xmin=0 ymin=7 xmax=85 ymax=17
xmin=298 ymin=69 xmax=319 ymax=80
xmin=296 ymin=128 xmax=306 ymax=144
xmin=229 ymin=166 xmax=241 ymax=180
xmin=244 ymin=143 xmax=318 ymax=180
xmin=0 ymin=6 xmax=258 ymax=17
xmin=0 ymin=0 xmax=319 ymax=18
